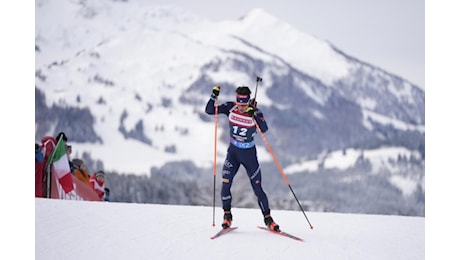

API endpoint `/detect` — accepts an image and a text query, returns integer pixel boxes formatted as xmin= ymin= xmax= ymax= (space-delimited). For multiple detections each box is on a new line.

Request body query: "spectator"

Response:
xmin=72 ymin=159 xmax=90 ymax=185
xmin=89 ymin=170 xmax=106 ymax=201
xmin=104 ymin=187 xmax=111 ymax=202
xmin=36 ymin=136 xmax=58 ymax=198
xmin=35 ymin=143 xmax=44 ymax=163
xmin=66 ymin=144 xmax=75 ymax=173
xmin=35 ymin=142 xmax=45 ymax=197
xmin=55 ymin=132 xmax=68 ymax=143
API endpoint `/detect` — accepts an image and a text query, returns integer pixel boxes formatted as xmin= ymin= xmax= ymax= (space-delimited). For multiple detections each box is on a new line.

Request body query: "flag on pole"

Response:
xmin=50 ymin=138 xmax=74 ymax=193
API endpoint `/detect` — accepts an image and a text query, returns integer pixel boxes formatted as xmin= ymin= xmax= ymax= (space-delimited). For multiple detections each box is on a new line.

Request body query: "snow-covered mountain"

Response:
xmin=35 ymin=0 xmax=424 ymax=215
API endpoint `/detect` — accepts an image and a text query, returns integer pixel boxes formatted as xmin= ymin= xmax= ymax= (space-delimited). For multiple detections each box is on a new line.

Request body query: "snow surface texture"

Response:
xmin=35 ymin=198 xmax=424 ymax=260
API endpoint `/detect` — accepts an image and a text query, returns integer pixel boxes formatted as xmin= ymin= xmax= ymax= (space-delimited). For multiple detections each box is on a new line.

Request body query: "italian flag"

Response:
xmin=50 ymin=138 xmax=74 ymax=193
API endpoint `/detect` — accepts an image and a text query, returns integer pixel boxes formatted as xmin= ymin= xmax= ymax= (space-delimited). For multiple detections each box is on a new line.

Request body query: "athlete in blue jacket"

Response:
xmin=205 ymin=85 xmax=280 ymax=231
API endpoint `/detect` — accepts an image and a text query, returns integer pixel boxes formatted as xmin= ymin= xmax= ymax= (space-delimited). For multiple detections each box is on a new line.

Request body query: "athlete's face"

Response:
xmin=236 ymin=103 xmax=249 ymax=113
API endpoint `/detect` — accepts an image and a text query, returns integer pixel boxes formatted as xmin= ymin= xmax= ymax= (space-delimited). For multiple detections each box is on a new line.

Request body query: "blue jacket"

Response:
xmin=205 ymin=96 xmax=268 ymax=148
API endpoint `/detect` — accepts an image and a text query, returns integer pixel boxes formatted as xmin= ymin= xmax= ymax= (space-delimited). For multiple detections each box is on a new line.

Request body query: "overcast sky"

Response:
xmin=150 ymin=0 xmax=425 ymax=89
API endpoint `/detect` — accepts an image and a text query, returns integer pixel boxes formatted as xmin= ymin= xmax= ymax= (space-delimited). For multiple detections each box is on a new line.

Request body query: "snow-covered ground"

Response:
xmin=34 ymin=198 xmax=424 ymax=260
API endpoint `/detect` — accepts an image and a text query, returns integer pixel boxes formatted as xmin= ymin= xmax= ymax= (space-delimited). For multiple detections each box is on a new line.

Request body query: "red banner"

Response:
xmin=50 ymin=172 xmax=102 ymax=201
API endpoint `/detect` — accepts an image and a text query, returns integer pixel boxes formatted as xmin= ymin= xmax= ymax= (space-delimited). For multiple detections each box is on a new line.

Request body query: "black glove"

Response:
xmin=211 ymin=85 xmax=220 ymax=97
xmin=249 ymin=98 xmax=257 ymax=108
xmin=245 ymin=105 xmax=256 ymax=117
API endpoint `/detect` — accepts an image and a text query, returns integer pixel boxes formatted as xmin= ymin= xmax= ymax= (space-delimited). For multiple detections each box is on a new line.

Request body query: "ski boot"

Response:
xmin=263 ymin=210 xmax=280 ymax=232
xmin=221 ymin=210 xmax=232 ymax=229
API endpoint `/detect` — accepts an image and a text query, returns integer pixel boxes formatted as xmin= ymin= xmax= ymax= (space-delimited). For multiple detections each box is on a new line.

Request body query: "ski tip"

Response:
xmin=258 ymin=225 xmax=304 ymax=242
xmin=210 ymin=226 xmax=238 ymax=240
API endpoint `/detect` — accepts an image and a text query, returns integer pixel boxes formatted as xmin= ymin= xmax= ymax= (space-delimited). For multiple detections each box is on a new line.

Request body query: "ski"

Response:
xmin=257 ymin=226 xmax=304 ymax=242
xmin=210 ymin=227 xmax=238 ymax=239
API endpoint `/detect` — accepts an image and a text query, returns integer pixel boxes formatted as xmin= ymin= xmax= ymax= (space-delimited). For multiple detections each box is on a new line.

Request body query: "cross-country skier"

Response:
xmin=205 ymin=85 xmax=280 ymax=231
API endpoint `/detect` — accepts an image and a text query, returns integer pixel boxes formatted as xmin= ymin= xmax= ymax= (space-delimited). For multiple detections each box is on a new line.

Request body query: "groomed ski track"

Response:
xmin=35 ymin=198 xmax=424 ymax=260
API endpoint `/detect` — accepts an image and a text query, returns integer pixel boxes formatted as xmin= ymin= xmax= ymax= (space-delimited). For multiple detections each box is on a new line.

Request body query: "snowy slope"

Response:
xmin=35 ymin=198 xmax=424 ymax=260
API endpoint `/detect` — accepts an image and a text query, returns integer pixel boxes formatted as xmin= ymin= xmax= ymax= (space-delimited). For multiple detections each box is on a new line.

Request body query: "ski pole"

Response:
xmin=253 ymin=76 xmax=262 ymax=102
xmin=212 ymin=96 xmax=219 ymax=227
xmin=253 ymin=118 xmax=314 ymax=230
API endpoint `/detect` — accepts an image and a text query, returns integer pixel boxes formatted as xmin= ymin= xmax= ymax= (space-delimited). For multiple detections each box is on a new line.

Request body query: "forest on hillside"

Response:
xmin=102 ymin=159 xmax=424 ymax=217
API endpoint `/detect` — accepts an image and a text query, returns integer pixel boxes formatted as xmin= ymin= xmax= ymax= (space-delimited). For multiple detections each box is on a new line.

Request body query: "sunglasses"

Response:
xmin=236 ymin=103 xmax=249 ymax=107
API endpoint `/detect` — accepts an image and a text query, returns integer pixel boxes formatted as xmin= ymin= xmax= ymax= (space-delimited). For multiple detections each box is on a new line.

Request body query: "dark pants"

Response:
xmin=221 ymin=144 xmax=269 ymax=213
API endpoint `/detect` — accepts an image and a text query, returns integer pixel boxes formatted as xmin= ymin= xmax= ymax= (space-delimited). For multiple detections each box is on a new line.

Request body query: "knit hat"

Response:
xmin=96 ymin=170 xmax=105 ymax=177
xmin=235 ymin=86 xmax=251 ymax=104
xmin=72 ymin=159 xmax=83 ymax=168
xmin=56 ymin=132 xmax=68 ymax=143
